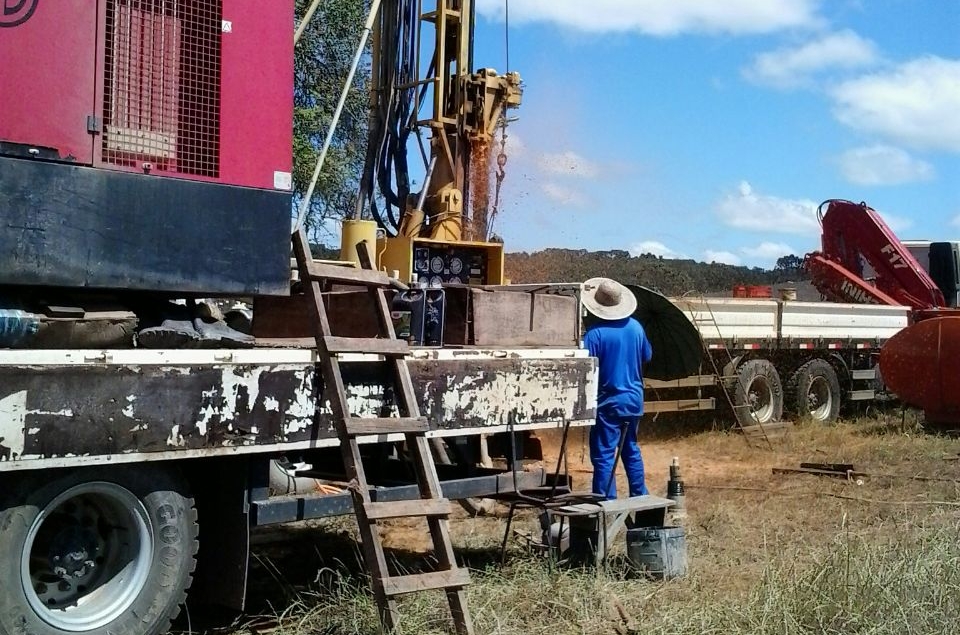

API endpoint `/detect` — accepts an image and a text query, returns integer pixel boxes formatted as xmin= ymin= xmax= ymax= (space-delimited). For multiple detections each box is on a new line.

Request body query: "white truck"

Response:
xmin=644 ymin=294 xmax=910 ymax=425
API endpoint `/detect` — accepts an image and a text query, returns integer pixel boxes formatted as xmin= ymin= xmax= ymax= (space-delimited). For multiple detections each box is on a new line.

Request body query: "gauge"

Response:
xmin=449 ymin=257 xmax=463 ymax=275
xmin=430 ymin=275 xmax=443 ymax=287
xmin=448 ymin=275 xmax=463 ymax=285
xmin=430 ymin=256 xmax=445 ymax=273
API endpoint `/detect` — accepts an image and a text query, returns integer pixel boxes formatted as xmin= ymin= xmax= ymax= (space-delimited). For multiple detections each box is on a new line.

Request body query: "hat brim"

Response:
xmin=582 ymin=277 xmax=638 ymax=321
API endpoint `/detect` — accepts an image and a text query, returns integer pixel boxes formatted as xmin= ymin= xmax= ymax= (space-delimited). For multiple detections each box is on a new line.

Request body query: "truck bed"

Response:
xmin=0 ymin=346 xmax=597 ymax=471
xmin=673 ymin=297 xmax=909 ymax=348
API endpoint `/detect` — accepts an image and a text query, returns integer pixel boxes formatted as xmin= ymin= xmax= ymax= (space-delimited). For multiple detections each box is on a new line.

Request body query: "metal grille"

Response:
xmin=103 ymin=0 xmax=221 ymax=177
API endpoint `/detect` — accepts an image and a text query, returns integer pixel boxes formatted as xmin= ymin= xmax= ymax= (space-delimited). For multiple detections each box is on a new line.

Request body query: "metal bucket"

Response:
xmin=778 ymin=286 xmax=798 ymax=301
xmin=626 ymin=526 xmax=687 ymax=580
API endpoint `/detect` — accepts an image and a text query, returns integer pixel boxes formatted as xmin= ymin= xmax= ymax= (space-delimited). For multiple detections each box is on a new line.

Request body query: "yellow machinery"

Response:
xmin=349 ymin=0 xmax=522 ymax=285
xmin=379 ymin=236 xmax=505 ymax=285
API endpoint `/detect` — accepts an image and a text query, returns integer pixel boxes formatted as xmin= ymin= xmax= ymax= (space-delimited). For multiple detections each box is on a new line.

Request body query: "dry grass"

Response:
xmin=179 ymin=416 xmax=960 ymax=635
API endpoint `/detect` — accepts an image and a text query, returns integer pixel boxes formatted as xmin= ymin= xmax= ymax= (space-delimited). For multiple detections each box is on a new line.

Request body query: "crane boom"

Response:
xmin=805 ymin=199 xmax=945 ymax=311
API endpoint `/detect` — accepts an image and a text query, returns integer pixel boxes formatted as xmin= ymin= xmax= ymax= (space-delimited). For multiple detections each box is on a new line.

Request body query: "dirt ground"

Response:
xmin=181 ymin=413 xmax=960 ymax=634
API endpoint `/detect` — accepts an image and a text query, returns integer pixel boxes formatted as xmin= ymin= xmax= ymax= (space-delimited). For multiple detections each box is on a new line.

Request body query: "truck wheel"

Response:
xmin=0 ymin=465 xmax=198 ymax=635
xmin=733 ymin=359 xmax=783 ymax=425
xmin=787 ymin=359 xmax=841 ymax=423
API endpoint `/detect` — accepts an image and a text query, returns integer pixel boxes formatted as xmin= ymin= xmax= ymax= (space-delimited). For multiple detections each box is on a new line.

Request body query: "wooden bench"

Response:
xmin=548 ymin=494 xmax=676 ymax=565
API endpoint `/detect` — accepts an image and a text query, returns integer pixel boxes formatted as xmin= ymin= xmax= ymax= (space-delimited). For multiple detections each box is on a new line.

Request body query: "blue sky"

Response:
xmin=468 ymin=0 xmax=960 ymax=267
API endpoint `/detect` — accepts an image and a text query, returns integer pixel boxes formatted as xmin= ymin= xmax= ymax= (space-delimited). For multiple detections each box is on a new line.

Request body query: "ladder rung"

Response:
xmin=323 ymin=336 xmax=409 ymax=356
xmin=346 ymin=417 xmax=429 ymax=435
xmin=304 ymin=261 xmax=393 ymax=287
xmin=365 ymin=498 xmax=452 ymax=520
xmin=381 ymin=568 xmax=471 ymax=597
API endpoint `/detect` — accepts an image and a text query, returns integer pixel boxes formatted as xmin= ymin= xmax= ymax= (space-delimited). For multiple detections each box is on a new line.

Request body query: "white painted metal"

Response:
xmin=672 ymin=297 xmax=908 ymax=346
xmin=779 ymin=302 xmax=909 ymax=341
xmin=672 ymin=298 xmax=778 ymax=342
xmin=0 ymin=419 xmax=593 ymax=472
xmin=0 ymin=347 xmax=589 ymax=367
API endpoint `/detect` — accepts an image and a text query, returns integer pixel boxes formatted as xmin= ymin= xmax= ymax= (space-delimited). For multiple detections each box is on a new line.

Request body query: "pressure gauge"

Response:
xmin=430 ymin=256 xmax=445 ymax=273
xmin=449 ymin=257 xmax=463 ymax=275
xmin=430 ymin=275 xmax=443 ymax=287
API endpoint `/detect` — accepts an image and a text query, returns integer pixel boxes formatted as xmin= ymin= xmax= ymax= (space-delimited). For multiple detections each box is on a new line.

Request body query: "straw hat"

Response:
xmin=582 ymin=277 xmax=637 ymax=321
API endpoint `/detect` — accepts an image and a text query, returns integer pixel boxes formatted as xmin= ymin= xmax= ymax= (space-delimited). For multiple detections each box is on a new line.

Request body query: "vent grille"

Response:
xmin=102 ymin=0 xmax=221 ymax=177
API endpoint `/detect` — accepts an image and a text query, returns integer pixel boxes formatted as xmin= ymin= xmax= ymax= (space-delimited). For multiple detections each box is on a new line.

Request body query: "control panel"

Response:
xmin=379 ymin=236 xmax=505 ymax=285
xmin=412 ymin=246 xmax=487 ymax=286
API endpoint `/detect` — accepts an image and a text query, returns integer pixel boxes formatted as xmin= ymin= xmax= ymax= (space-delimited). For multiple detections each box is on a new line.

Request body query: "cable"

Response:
xmin=504 ymin=0 xmax=510 ymax=72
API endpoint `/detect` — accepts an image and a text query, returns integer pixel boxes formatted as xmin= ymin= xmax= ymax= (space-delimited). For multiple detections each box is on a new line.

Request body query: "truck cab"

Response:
xmin=902 ymin=241 xmax=960 ymax=308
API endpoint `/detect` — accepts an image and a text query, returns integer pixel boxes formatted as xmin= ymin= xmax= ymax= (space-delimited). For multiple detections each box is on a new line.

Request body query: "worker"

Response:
xmin=581 ymin=277 xmax=653 ymax=499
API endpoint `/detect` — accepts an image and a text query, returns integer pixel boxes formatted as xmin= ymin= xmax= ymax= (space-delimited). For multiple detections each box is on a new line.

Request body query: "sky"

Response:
xmin=467 ymin=0 xmax=960 ymax=268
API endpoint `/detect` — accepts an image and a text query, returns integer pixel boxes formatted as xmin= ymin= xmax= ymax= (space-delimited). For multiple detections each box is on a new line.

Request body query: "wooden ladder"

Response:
xmin=291 ymin=228 xmax=474 ymax=635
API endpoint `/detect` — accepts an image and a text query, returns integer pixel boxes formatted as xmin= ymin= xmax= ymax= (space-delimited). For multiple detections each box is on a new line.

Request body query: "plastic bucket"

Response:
xmin=626 ymin=526 xmax=687 ymax=580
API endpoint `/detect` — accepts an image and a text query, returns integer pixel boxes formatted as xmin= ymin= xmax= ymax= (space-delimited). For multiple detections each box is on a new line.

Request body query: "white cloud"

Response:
xmin=877 ymin=211 xmax=912 ymax=234
xmin=475 ymin=0 xmax=820 ymax=36
xmin=630 ymin=240 xmax=686 ymax=259
xmin=715 ymin=181 xmax=820 ymax=235
xmin=704 ymin=250 xmax=742 ymax=266
xmin=831 ymin=56 xmax=960 ymax=152
xmin=744 ymin=30 xmax=879 ymax=89
xmin=536 ymin=151 xmax=601 ymax=178
xmin=540 ymin=182 xmax=588 ymax=207
xmin=740 ymin=241 xmax=797 ymax=260
xmin=837 ymin=145 xmax=935 ymax=186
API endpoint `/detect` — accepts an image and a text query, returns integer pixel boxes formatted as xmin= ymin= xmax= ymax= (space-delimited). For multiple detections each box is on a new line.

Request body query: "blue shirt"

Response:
xmin=584 ymin=317 xmax=654 ymax=417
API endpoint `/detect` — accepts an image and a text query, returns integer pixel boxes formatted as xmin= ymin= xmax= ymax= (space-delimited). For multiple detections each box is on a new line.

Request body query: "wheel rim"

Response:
xmin=747 ymin=376 xmax=774 ymax=422
xmin=806 ymin=375 xmax=833 ymax=421
xmin=21 ymin=482 xmax=154 ymax=632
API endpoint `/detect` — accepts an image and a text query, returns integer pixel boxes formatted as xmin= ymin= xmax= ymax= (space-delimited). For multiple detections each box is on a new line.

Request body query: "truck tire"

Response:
xmin=0 ymin=465 xmax=198 ymax=635
xmin=733 ymin=359 xmax=783 ymax=425
xmin=786 ymin=358 xmax=841 ymax=423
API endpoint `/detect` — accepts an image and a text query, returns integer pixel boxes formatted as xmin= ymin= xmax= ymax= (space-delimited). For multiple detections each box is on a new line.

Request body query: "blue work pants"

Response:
xmin=589 ymin=410 xmax=648 ymax=499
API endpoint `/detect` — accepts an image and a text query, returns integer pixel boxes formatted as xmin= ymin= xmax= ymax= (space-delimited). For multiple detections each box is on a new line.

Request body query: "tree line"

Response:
xmin=505 ymin=250 xmax=807 ymax=296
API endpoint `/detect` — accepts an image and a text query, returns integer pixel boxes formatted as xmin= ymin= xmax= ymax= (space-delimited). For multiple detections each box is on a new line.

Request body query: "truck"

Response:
xmin=643 ymin=198 xmax=960 ymax=428
xmin=639 ymin=292 xmax=909 ymax=426
xmin=0 ymin=2 xmax=601 ymax=634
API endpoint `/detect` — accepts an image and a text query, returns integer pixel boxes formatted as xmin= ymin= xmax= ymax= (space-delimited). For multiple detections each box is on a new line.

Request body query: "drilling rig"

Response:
xmin=351 ymin=0 xmax=523 ymax=286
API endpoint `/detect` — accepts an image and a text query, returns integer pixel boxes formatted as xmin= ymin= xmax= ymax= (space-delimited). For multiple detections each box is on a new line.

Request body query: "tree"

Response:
xmin=774 ymin=254 xmax=806 ymax=281
xmin=293 ymin=0 xmax=371 ymax=242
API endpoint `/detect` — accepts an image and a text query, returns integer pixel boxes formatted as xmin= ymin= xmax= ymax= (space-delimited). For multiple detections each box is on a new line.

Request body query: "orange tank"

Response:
xmin=879 ymin=316 xmax=960 ymax=424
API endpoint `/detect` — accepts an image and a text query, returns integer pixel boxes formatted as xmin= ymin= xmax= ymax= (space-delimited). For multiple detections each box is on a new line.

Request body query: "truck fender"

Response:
xmin=828 ymin=352 xmax=852 ymax=389
xmin=721 ymin=355 xmax=745 ymax=390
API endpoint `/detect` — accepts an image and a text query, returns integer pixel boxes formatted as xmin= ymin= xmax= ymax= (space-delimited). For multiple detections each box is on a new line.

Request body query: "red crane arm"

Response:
xmin=806 ymin=199 xmax=945 ymax=310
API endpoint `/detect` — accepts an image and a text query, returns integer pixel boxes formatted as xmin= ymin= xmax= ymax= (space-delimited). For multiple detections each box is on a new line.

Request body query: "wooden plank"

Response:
xmin=346 ymin=417 xmax=430 ymax=435
xmin=381 ymin=569 xmax=471 ymax=597
xmin=645 ymin=375 xmax=716 ymax=390
xmin=470 ymin=289 xmax=579 ymax=347
xmin=322 ymin=336 xmax=409 ymax=356
xmin=644 ymin=398 xmax=715 ymax=414
xmin=305 ymin=260 xmax=393 ymax=287
xmin=364 ymin=498 xmax=453 ymax=520
xmin=740 ymin=421 xmax=793 ymax=439
xmin=552 ymin=494 xmax=675 ymax=518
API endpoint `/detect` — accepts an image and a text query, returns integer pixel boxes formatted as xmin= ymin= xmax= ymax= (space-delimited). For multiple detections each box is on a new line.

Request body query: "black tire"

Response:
xmin=786 ymin=358 xmax=841 ymax=423
xmin=0 ymin=465 xmax=198 ymax=635
xmin=733 ymin=359 xmax=784 ymax=425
